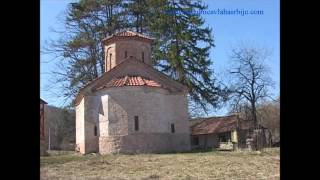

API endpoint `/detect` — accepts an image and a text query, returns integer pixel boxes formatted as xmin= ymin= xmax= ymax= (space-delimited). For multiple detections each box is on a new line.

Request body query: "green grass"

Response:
xmin=41 ymin=148 xmax=279 ymax=180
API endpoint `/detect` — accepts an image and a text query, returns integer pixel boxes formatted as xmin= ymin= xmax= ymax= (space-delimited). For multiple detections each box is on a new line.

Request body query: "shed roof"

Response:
xmin=190 ymin=115 xmax=254 ymax=135
xmin=40 ymin=98 xmax=47 ymax=104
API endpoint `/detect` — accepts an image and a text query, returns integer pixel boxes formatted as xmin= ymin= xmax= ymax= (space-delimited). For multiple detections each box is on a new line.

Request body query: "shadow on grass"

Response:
xmin=149 ymin=147 xmax=279 ymax=156
xmin=118 ymin=148 xmax=218 ymax=155
xmin=41 ymin=148 xmax=279 ymax=160
xmin=40 ymin=153 xmax=92 ymax=165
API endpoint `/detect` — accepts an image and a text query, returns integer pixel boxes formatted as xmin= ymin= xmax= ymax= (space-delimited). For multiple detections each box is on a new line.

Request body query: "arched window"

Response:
xmin=106 ymin=47 xmax=112 ymax=71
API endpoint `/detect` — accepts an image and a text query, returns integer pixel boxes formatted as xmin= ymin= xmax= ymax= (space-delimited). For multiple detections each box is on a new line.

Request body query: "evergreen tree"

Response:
xmin=147 ymin=0 xmax=228 ymax=112
xmin=44 ymin=0 xmax=125 ymax=104
xmin=44 ymin=0 xmax=228 ymax=112
xmin=123 ymin=0 xmax=150 ymax=33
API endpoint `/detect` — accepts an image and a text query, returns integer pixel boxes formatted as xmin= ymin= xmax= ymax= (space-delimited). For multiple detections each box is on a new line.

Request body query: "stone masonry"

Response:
xmin=75 ymin=31 xmax=191 ymax=154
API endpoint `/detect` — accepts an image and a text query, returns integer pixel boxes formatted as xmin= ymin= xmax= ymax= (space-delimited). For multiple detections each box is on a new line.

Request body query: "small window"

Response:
xmin=171 ymin=123 xmax=175 ymax=133
xmin=193 ymin=136 xmax=199 ymax=146
xmin=141 ymin=52 xmax=144 ymax=62
xmin=134 ymin=116 xmax=139 ymax=131
xmin=125 ymin=51 xmax=127 ymax=58
xmin=94 ymin=126 xmax=97 ymax=136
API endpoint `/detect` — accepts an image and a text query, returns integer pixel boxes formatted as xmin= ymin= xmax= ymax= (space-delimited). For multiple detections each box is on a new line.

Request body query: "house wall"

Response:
xmin=191 ymin=130 xmax=255 ymax=150
xmin=84 ymin=86 xmax=190 ymax=154
xmin=191 ymin=131 xmax=242 ymax=150
xmin=192 ymin=134 xmax=219 ymax=149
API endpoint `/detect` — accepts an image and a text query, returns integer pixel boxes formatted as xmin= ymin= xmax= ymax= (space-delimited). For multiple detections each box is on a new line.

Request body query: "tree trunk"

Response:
xmin=267 ymin=129 xmax=273 ymax=147
xmin=251 ymin=100 xmax=258 ymax=129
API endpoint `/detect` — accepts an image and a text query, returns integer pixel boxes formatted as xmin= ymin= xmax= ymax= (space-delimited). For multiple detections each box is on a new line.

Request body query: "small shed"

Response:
xmin=40 ymin=98 xmax=47 ymax=156
xmin=190 ymin=115 xmax=267 ymax=150
xmin=40 ymin=98 xmax=47 ymax=139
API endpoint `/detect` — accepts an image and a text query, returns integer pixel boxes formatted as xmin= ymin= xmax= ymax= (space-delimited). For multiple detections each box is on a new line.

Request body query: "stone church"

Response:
xmin=75 ymin=31 xmax=191 ymax=154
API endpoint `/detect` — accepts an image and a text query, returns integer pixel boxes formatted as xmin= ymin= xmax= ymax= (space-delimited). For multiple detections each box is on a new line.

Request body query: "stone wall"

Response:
xmin=98 ymin=86 xmax=189 ymax=134
xmin=104 ymin=39 xmax=152 ymax=72
xmin=84 ymin=96 xmax=100 ymax=153
xmin=99 ymin=133 xmax=190 ymax=154
xmin=116 ymin=39 xmax=152 ymax=65
xmin=81 ymin=86 xmax=191 ymax=154
xmin=104 ymin=43 xmax=116 ymax=72
xmin=76 ymin=98 xmax=85 ymax=154
xmin=77 ymin=33 xmax=190 ymax=154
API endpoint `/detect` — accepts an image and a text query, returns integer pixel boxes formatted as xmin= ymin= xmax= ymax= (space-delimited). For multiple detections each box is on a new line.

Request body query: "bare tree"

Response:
xmin=42 ymin=1 xmax=126 ymax=106
xmin=188 ymin=96 xmax=208 ymax=118
xmin=228 ymin=45 xmax=274 ymax=131
xmin=257 ymin=98 xmax=280 ymax=145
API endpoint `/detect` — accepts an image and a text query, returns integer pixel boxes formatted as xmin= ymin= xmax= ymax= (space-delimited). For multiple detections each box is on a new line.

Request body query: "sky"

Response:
xmin=40 ymin=0 xmax=280 ymax=116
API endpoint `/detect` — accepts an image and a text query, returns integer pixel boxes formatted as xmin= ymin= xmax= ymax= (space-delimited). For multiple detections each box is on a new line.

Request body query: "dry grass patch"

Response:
xmin=41 ymin=148 xmax=279 ymax=180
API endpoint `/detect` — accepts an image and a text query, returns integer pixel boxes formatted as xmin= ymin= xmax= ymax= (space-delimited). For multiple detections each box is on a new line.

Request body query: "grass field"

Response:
xmin=40 ymin=148 xmax=279 ymax=180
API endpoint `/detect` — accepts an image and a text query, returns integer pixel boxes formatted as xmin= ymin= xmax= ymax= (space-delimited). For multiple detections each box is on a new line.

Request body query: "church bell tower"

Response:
xmin=102 ymin=31 xmax=154 ymax=72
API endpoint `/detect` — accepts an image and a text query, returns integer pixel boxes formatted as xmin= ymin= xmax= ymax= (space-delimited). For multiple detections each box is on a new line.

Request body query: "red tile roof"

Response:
xmin=94 ymin=76 xmax=162 ymax=91
xmin=114 ymin=31 xmax=153 ymax=39
xmin=190 ymin=115 xmax=254 ymax=135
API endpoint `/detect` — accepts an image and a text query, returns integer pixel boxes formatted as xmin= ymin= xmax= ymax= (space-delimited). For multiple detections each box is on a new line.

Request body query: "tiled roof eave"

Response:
xmin=102 ymin=31 xmax=155 ymax=42
xmin=93 ymin=84 xmax=166 ymax=92
xmin=192 ymin=127 xmax=237 ymax=135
